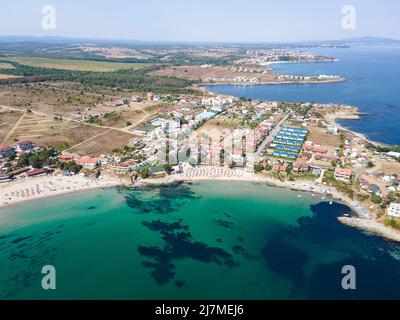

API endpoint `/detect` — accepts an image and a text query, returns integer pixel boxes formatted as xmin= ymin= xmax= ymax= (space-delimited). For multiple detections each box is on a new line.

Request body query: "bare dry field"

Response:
xmin=308 ymin=127 xmax=340 ymax=149
xmin=0 ymin=62 xmax=15 ymax=69
xmin=100 ymin=109 xmax=146 ymax=128
xmin=0 ymin=74 xmax=20 ymax=80
xmin=5 ymin=56 xmax=146 ymax=72
xmin=32 ymin=123 xmax=108 ymax=150
xmin=207 ymin=118 xmax=241 ymax=129
xmin=68 ymin=129 xmax=137 ymax=156
xmin=44 ymin=81 xmax=131 ymax=97
xmin=374 ymin=159 xmax=400 ymax=174
xmin=195 ymin=121 xmax=237 ymax=141
xmin=0 ymin=83 xmax=113 ymax=116
xmin=1 ymin=111 xmax=108 ymax=148
xmin=0 ymin=109 xmax=24 ymax=142
xmin=151 ymin=65 xmax=276 ymax=83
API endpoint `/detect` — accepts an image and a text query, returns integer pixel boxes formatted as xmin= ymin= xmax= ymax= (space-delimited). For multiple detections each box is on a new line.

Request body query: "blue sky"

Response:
xmin=0 ymin=0 xmax=399 ymax=42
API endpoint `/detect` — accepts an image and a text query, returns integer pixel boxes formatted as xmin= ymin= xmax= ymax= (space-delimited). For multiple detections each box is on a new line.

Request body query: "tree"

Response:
xmin=139 ymin=168 xmax=150 ymax=179
xmin=367 ymin=161 xmax=375 ymax=168
xmin=371 ymin=194 xmax=382 ymax=204
xmin=30 ymin=157 xmax=43 ymax=169
xmin=163 ymin=164 xmax=173 ymax=174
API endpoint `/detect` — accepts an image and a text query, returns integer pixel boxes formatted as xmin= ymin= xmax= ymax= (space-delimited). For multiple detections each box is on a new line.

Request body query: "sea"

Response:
xmin=205 ymin=45 xmax=400 ymax=146
xmin=1 ymin=181 xmax=400 ymax=300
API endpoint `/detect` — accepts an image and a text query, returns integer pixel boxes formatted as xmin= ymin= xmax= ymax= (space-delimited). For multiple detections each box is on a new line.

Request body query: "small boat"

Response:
xmin=297 ymin=195 xmax=302 ymax=198
xmin=329 ymin=201 xmax=333 ymax=205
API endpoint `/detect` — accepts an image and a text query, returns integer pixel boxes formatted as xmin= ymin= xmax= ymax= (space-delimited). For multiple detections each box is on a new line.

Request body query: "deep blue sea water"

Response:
xmin=205 ymin=46 xmax=400 ymax=145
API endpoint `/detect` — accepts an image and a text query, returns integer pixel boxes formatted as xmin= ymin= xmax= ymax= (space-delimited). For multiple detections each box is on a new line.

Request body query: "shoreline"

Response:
xmin=339 ymin=217 xmax=400 ymax=243
xmin=325 ymin=110 xmax=390 ymax=147
xmin=133 ymin=171 xmax=400 ymax=243
xmin=199 ymin=58 xmax=344 ymax=87
xmin=1 ymin=169 xmax=399 ymax=243
xmin=0 ymin=174 xmax=124 ymax=209
xmin=134 ymin=172 xmax=367 ymax=216
xmin=199 ymin=78 xmax=346 ymax=87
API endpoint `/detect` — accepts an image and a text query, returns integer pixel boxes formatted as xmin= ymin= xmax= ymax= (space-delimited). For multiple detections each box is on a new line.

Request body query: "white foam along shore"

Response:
xmin=0 ymin=174 xmax=123 ymax=209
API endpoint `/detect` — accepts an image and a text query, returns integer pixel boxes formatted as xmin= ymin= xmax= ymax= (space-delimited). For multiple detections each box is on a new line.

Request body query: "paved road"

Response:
xmin=255 ymin=113 xmax=291 ymax=157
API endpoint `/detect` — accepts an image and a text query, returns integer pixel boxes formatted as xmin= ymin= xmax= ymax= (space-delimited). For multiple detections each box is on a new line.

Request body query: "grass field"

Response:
xmin=5 ymin=57 xmax=149 ymax=72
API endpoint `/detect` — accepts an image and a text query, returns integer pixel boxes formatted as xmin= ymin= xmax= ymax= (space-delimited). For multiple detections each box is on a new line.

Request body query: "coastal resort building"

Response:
xmin=59 ymin=153 xmax=81 ymax=162
xmin=272 ymin=164 xmax=287 ymax=173
xmin=147 ymin=92 xmax=155 ymax=100
xmin=293 ymin=163 xmax=310 ymax=173
xmin=16 ymin=140 xmax=34 ymax=152
xmin=388 ymin=203 xmax=400 ymax=218
xmin=149 ymin=166 xmax=168 ymax=178
xmin=59 ymin=153 xmax=100 ymax=169
xmin=26 ymin=168 xmax=47 ymax=177
xmin=131 ymin=95 xmax=143 ymax=103
xmin=114 ymin=98 xmax=129 ymax=107
xmin=150 ymin=118 xmax=167 ymax=127
xmin=368 ymin=184 xmax=382 ymax=196
xmin=0 ymin=167 xmax=31 ymax=183
xmin=315 ymin=155 xmax=335 ymax=162
xmin=0 ymin=146 xmax=16 ymax=158
xmin=334 ymin=168 xmax=353 ymax=182
xmin=359 ymin=178 xmax=370 ymax=190
xmin=271 ymin=126 xmax=308 ymax=160
xmin=76 ymin=156 xmax=101 ymax=169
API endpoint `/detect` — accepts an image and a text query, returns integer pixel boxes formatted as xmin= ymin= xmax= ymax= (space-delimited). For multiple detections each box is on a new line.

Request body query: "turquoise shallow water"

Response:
xmin=1 ymin=181 xmax=400 ymax=300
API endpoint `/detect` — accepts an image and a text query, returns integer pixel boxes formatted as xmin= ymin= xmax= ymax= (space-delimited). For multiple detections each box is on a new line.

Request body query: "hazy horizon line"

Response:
xmin=0 ymin=34 xmax=399 ymax=45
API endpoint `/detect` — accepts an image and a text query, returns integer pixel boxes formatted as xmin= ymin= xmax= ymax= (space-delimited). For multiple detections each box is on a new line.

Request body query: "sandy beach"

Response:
xmin=135 ymin=166 xmax=371 ymax=218
xmin=0 ymin=174 xmax=123 ymax=209
xmin=1 ymin=165 xmax=399 ymax=243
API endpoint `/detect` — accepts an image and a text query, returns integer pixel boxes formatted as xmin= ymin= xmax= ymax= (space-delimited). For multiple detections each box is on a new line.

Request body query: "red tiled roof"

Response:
xmin=335 ymin=168 xmax=352 ymax=177
xmin=27 ymin=168 xmax=46 ymax=177
xmin=17 ymin=140 xmax=33 ymax=145
xmin=77 ymin=156 xmax=99 ymax=164
xmin=59 ymin=153 xmax=80 ymax=160
xmin=294 ymin=162 xmax=309 ymax=169
xmin=0 ymin=146 xmax=14 ymax=153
